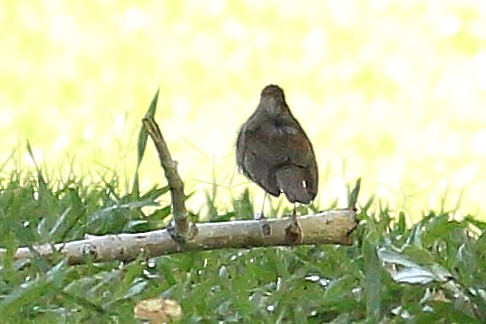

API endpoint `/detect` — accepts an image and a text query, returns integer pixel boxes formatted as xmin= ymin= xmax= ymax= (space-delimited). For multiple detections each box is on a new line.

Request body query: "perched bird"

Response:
xmin=236 ymin=84 xmax=318 ymax=225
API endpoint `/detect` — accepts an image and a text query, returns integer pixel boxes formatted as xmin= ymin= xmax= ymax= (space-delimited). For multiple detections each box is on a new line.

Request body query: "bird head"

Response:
xmin=258 ymin=84 xmax=288 ymax=115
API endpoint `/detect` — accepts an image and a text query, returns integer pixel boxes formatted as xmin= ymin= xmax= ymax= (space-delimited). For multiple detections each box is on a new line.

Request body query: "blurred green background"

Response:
xmin=1 ymin=1 xmax=485 ymax=219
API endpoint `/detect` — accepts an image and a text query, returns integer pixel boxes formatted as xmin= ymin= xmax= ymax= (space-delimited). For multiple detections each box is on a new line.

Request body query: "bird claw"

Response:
xmin=255 ymin=211 xmax=266 ymax=220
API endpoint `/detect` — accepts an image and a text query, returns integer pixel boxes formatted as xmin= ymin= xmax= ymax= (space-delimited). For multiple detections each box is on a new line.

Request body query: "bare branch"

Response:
xmin=142 ymin=116 xmax=196 ymax=242
xmin=4 ymin=209 xmax=358 ymax=265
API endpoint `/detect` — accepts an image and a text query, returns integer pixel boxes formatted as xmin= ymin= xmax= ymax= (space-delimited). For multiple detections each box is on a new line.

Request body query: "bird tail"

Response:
xmin=275 ymin=165 xmax=314 ymax=204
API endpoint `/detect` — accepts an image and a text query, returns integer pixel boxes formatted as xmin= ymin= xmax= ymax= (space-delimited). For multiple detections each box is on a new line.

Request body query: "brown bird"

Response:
xmin=236 ymin=84 xmax=318 ymax=231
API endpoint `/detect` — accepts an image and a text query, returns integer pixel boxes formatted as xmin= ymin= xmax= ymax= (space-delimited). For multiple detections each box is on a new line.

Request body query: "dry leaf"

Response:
xmin=134 ymin=298 xmax=182 ymax=323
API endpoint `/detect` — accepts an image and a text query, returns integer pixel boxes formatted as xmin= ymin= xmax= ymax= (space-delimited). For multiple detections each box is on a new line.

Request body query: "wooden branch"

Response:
xmin=142 ymin=116 xmax=196 ymax=242
xmin=4 ymin=209 xmax=358 ymax=265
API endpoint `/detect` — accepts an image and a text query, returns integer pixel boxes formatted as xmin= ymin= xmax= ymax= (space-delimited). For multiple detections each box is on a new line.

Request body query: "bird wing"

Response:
xmin=236 ymin=118 xmax=281 ymax=196
xmin=275 ymin=117 xmax=318 ymax=202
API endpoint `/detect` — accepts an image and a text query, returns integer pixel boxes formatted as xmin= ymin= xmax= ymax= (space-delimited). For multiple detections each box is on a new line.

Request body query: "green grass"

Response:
xmin=0 ymin=152 xmax=485 ymax=323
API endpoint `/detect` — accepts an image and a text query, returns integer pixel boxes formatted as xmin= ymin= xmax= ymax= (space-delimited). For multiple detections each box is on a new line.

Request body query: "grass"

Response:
xmin=0 ymin=151 xmax=485 ymax=323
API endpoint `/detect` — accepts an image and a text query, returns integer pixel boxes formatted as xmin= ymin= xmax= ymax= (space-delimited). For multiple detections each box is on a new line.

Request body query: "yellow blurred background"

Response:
xmin=1 ymin=1 xmax=485 ymax=220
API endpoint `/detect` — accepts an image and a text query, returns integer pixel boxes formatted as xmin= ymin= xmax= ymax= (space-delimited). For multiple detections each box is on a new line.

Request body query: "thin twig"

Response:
xmin=142 ymin=116 xmax=196 ymax=242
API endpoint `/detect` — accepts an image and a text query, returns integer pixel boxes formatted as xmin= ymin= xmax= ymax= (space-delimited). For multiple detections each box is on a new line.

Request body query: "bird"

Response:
xmin=236 ymin=84 xmax=318 ymax=239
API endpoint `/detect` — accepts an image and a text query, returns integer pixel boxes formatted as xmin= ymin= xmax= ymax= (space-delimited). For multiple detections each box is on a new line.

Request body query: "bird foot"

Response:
xmin=255 ymin=212 xmax=266 ymax=221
